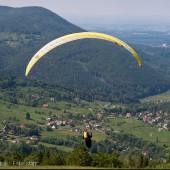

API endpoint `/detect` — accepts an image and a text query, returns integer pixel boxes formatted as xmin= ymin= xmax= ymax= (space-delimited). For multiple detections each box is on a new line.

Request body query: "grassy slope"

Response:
xmin=106 ymin=117 xmax=170 ymax=145
xmin=0 ymin=98 xmax=108 ymax=152
xmin=140 ymin=90 xmax=170 ymax=103
xmin=1 ymin=98 xmax=170 ymax=147
xmin=1 ymin=82 xmax=170 ymax=150
xmin=0 ymin=100 xmax=56 ymax=125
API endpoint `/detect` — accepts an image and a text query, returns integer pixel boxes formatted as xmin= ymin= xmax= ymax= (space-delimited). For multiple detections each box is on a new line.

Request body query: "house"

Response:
xmin=19 ymin=124 xmax=25 ymax=129
xmin=64 ymin=120 xmax=71 ymax=125
xmin=46 ymin=117 xmax=51 ymax=121
xmin=74 ymin=128 xmax=82 ymax=133
xmin=143 ymin=150 xmax=150 ymax=156
xmin=50 ymin=97 xmax=55 ymax=101
xmin=100 ymin=110 xmax=106 ymax=114
xmin=85 ymin=124 xmax=90 ymax=129
xmin=11 ymin=138 xmax=20 ymax=143
xmin=62 ymin=121 xmax=66 ymax=125
xmin=30 ymin=135 xmax=39 ymax=140
xmin=51 ymin=125 xmax=56 ymax=129
xmin=94 ymin=124 xmax=101 ymax=128
xmin=42 ymin=104 xmax=48 ymax=107
xmin=8 ymin=130 xmax=15 ymax=135
xmin=97 ymin=113 xmax=103 ymax=118
xmin=143 ymin=116 xmax=150 ymax=122
xmin=56 ymin=121 xmax=63 ymax=126
xmin=126 ymin=113 xmax=131 ymax=118
xmin=60 ymin=114 xmax=64 ymax=118
xmin=112 ymin=140 xmax=118 ymax=144
xmin=47 ymin=121 xmax=56 ymax=126
xmin=163 ymin=124 xmax=168 ymax=129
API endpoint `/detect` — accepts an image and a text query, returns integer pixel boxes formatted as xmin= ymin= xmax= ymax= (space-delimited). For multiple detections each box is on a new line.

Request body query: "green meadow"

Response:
xmin=141 ymin=90 xmax=170 ymax=103
xmin=106 ymin=117 xmax=170 ymax=146
xmin=1 ymin=93 xmax=170 ymax=152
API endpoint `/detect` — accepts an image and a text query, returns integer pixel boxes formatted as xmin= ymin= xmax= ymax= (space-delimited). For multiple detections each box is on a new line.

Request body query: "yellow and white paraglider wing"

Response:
xmin=25 ymin=32 xmax=142 ymax=76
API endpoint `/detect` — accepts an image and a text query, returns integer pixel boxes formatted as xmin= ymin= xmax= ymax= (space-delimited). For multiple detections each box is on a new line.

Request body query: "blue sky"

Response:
xmin=0 ymin=0 xmax=170 ymax=26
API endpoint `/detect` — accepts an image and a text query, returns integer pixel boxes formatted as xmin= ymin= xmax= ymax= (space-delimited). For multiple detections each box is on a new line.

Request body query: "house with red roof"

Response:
xmin=143 ymin=150 xmax=150 ymax=156
xmin=42 ymin=104 xmax=48 ymax=107
xmin=19 ymin=124 xmax=25 ymax=129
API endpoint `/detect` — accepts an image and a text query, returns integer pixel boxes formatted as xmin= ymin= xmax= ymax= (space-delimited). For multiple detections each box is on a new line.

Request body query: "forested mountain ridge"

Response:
xmin=0 ymin=6 xmax=170 ymax=102
xmin=0 ymin=6 xmax=84 ymax=35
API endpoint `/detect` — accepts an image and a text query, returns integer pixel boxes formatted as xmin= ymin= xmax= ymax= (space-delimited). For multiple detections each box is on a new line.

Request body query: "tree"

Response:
xmin=46 ymin=126 xmax=53 ymax=131
xmin=42 ymin=149 xmax=65 ymax=165
xmin=92 ymin=153 xmax=109 ymax=167
xmin=167 ymin=149 xmax=170 ymax=163
xmin=134 ymin=153 xmax=149 ymax=168
xmin=122 ymin=152 xmax=134 ymax=168
xmin=109 ymin=151 xmax=123 ymax=168
xmin=48 ymin=111 xmax=52 ymax=116
xmin=65 ymin=144 xmax=92 ymax=166
xmin=24 ymin=151 xmax=44 ymax=165
xmin=167 ymin=122 xmax=170 ymax=131
xmin=26 ymin=112 xmax=30 ymax=120
xmin=92 ymin=151 xmax=123 ymax=168
xmin=29 ymin=126 xmax=39 ymax=136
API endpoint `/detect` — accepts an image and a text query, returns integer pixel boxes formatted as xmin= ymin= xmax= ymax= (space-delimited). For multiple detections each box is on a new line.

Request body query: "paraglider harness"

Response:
xmin=83 ymin=132 xmax=92 ymax=148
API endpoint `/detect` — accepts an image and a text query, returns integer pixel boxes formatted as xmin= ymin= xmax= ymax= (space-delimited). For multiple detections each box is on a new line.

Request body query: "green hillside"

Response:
xmin=0 ymin=6 xmax=170 ymax=102
xmin=0 ymin=76 xmax=169 ymax=161
xmin=1 ymin=5 xmax=170 ymax=169
xmin=106 ymin=117 xmax=170 ymax=145
xmin=141 ymin=90 xmax=170 ymax=103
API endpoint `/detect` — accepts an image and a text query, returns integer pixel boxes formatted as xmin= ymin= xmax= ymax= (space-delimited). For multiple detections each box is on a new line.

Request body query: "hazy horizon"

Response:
xmin=0 ymin=0 xmax=170 ymax=28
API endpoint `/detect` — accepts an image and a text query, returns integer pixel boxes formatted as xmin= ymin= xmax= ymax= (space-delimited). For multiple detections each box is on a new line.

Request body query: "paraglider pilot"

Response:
xmin=83 ymin=131 xmax=92 ymax=148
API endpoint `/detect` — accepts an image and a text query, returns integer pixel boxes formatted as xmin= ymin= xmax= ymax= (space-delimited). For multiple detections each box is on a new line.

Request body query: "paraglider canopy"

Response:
xmin=25 ymin=32 xmax=142 ymax=76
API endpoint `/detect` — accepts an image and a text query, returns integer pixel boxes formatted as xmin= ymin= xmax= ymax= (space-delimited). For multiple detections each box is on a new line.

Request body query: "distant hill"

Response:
xmin=0 ymin=6 xmax=170 ymax=102
xmin=0 ymin=6 xmax=84 ymax=35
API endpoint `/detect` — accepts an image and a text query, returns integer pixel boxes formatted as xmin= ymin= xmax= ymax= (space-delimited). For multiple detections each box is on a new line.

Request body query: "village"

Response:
xmin=1 ymin=101 xmax=170 ymax=147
